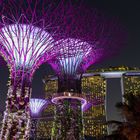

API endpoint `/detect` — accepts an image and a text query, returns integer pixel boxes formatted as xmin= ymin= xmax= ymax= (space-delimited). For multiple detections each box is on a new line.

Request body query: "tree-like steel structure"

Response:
xmin=29 ymin=98 xmax=47 ymax=139
xmin=30 ymin=98 xmax=47 ymax=117
xmin=0 ymin=0 xmax=58 ymax=139
xmin=48 ymin=2 xmax=126 ymax=140
xmin=0 ymin=0 xmax=126 ymax=139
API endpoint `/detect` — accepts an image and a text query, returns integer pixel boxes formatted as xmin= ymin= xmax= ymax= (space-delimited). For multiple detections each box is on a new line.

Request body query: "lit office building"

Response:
xmin=82 ymin=75 xmax=107 ymax=137
xmin=122 ymin=72 xmax=140 ymax=96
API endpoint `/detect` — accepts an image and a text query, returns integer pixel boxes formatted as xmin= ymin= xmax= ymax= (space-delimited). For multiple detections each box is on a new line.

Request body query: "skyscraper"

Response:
xmin=44 ymin=66 xmax=140 ymax=138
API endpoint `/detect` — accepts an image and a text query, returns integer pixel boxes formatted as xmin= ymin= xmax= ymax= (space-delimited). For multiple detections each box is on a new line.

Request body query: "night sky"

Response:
xmin=0 ymin=0 xmax=140 ymax=129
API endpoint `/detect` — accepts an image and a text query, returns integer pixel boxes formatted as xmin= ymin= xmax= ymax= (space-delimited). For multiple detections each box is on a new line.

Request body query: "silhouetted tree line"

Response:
xmin=106 ymin=93 xmax=140 ymax=140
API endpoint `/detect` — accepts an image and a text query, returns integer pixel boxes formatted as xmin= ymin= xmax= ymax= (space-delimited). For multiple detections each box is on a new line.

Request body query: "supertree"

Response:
xmin=0 ymin=0 xmax=58 ymax=139
xmin=30 ymin=98 xmax=47 ymax=117
xmin=29 ymin=98 xmax=47 ymax=139
xmin=48 ymin=1 xmax=126 ymax=140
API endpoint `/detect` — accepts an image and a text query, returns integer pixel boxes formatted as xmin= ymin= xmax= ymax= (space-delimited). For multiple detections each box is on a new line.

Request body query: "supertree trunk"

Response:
xmin=30 ymin=119 xmax=38 ymax=139
xmin=53 ymin=97 xmax=84 ymax=140
xmin=51 ymin=77 xmax=85 ymax=140
xmin=0 ymin=71 xmax=31 ymax=140
xmin=58 ymin=77 xmax=82 ymax=93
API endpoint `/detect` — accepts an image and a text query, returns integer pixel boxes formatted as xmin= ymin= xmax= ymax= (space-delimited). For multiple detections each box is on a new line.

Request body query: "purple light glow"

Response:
xmin=50 ymin=38 xmax=93 ymax=76
xmin=30 ymin=98 xmax=47 ymax=116
xmin=82 ymin=97 xmax=105 ymax=112
xmin=52 ymin=95 xmax=87 ymax=110
xmin=48 ymin=2 xmax=126 ymax=76
xmin=0 ymin=23 xmax=55 ymax=76
xmin=82 ymin=102 xmax=92 ymax=112
xmin=0 ymin=0 xmax=61 ymax=77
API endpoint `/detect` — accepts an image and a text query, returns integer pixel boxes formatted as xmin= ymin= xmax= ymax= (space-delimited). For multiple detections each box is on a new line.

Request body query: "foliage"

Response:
xmin=107 ymin=93 xmax=140 ymax=140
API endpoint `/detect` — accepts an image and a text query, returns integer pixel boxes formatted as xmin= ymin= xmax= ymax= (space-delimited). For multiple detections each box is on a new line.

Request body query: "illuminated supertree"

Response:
xmin=0 ymin=0 xmax=57 ymax=139
xmin=48 ymin=2 xmax=126 ymax=140
xmin=29 ymin=98 xmax=47 ymax=139
xmin=30 ymin=98 xmax=47 ymax=117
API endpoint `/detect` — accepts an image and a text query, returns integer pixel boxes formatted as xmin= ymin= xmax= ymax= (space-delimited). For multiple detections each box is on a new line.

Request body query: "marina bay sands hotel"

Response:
xmin=1 ymin=66 xmax=140 ymax=139
xmin=39 ymin=66 xmax=140 ymax=139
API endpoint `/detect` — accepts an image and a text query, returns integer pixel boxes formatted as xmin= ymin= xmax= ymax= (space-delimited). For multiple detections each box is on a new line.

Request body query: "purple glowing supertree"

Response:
xmin=30 ymin=98 xmax=47 ymax=117
xmin=0 ymin=0 xmax=58 ymax=139
xmin=48 ymin=2 xmax=126 ymax=140
xmin=50 ymin=38 xmax=103 ymax=93
xmin=48 ymin=1 xmax=125 ymax=93
xmin=29 ymin=98 xmax=47 ymax=139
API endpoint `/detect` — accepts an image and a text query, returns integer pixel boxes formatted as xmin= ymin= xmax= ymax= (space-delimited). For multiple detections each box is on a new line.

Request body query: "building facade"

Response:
xmin=36 ymin=66 xmax=140 ymax=139
xmin=82 ymin=75 xmax=107 ymax=137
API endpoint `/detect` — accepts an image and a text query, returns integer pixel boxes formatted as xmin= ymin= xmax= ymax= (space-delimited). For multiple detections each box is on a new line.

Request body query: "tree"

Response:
xmin=107 ymin=93 xmax=140 ymax=140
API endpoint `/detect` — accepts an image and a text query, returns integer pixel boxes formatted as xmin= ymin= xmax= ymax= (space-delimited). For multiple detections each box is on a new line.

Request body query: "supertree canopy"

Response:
xmin=49 ymin=38 xmax=103 ymax=93
xmin=29 ymin=98 xmax=47 ymax=139
xmin=30 ymin=98 xmax=47 ymax=117
xmin=0 ymin=24 xmax=54 ymax=71
xmin=0 ymin=0 xmax=58 ymax=139
xmin=47 ymin=1 xmax=126 ymax=140
xmin=48 ymin=1 xmax=125 ymax=93
xmin=54 ymin=38 xmax=92 ymax=76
